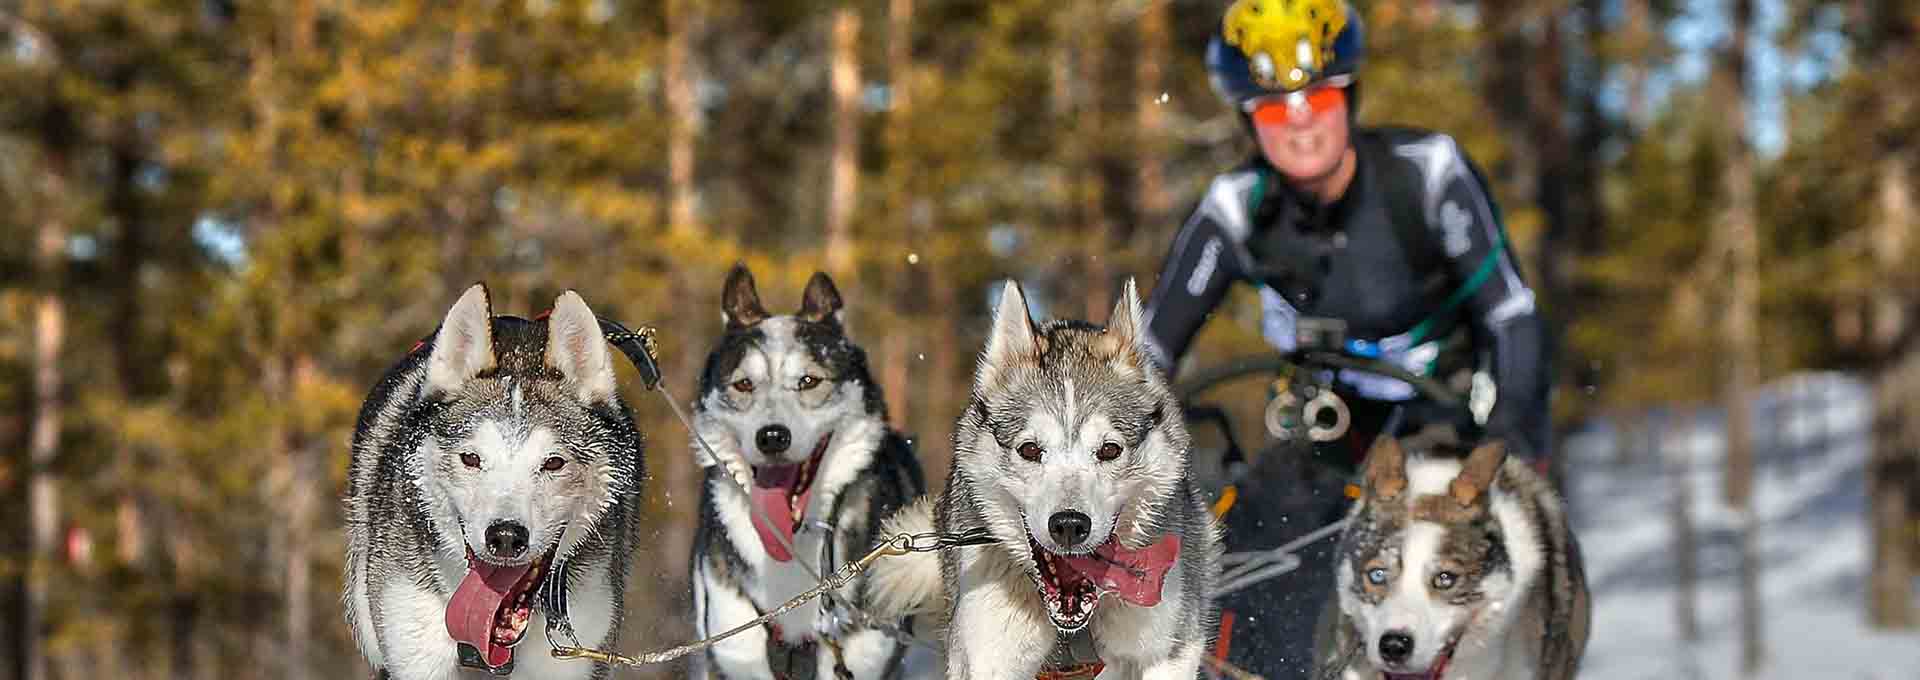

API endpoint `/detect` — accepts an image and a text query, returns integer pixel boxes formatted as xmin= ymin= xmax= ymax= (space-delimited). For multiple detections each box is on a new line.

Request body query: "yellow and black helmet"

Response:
xmin=1207 ymin=0 xmax=1364 ymax=107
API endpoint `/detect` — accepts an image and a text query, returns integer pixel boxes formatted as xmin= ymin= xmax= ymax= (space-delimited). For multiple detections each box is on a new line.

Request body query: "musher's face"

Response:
xmin=1247 ymin=80 xmax=1351 ymax=185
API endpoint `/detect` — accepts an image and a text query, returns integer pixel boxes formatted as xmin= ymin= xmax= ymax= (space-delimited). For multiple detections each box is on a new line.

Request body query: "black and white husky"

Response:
xmin=688 ymin=264 xmax=927 ymax=680
xmin=870 ymin=280 xmax=1223 ymax=680
xmin=344 ymin=284 xmax=646 ymax=680
xmin=1316 ymin=436 xmax=1590 ymax=680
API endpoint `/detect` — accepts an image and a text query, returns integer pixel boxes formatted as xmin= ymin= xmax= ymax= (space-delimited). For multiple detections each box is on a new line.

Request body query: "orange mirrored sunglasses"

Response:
xmin=1245 ymin=82 xmax=1348 ymax=126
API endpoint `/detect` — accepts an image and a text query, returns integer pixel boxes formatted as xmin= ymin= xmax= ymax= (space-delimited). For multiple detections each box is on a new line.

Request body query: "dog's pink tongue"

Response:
xmin=1060 ymin=534 xmax=1181 ymax=607
xmin=750 ymin=465 xmax=802 ymax=562
xmin=1383 ymin=656 xmax=1450 ymax=680
xmin=445 ymin=560 xmax=534 ymax=670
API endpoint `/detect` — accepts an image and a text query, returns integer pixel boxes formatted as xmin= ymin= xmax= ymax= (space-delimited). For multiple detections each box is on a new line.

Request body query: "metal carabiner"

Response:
xmin=1304 ymin=391 xmax=1351 ymax=442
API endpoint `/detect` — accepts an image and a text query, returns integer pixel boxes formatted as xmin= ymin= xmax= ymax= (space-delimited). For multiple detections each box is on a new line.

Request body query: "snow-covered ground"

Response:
xmin=1563 ymin=372 xmax=1920 ymax=679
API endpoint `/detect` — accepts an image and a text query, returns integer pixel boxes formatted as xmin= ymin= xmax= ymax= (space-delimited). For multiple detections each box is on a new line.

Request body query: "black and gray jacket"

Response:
xmin=1142 ymin=127 xmax=1551 ymax=459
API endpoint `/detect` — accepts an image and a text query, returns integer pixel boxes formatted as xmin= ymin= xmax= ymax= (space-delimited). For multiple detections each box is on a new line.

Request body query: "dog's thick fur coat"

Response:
xmin=874 ymin=280 xmax=1222 ymax=680
xmin=1316 ymin=437 xmax=1589 ymax=680
xmin=344 ymin=285 xmax=645 ymax=680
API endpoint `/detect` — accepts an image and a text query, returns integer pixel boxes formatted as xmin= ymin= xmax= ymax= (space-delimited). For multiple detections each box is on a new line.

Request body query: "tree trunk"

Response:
xmin=108 ymin=129 xmax=152 ymax=569
xmin=1071 ymin=0 xmax=1110 ymax=320
xmin=283 ymin=355 xmax=319 ymax=680
xmin=885 ymin=0 xmax=912 ymax=146
xmin=1713 ymin=0 xmax=1765 ymax=671
xmin=26 ymin=156 xmax=69 ymax=680
xmin=1868 ymin=151 xmax=1918 ymax=631
xmin=1859 ymin=1 xmax=1917 ymax=631
xmin=1869 ymin=357 xmax=1917 ymax=628
xmin=666 ymin=0 xmax=701 ymax=238
xmin=1871 ymin=155 xmax=1912 ymax=351
xmin=1477 ymin=0 xmax=1540 ymax=214
xmin=170 ymin=596 xmax=198 ymax=680
xmin=880 ymin=0 xmax=916 ymax=430
xmin=1663 ymin=416 xmax=1701 ymax=647
xmin=642 ymin=271 xmax=705 ymax=658
xmin=923 ymin=227 xmax=958 ymax=490
xmin=1133 ymin=0 xmax=1170 ymax=238
xmin=825 ymin=5 xmax=862 ymax=277
xmin=441 ymin=9 xmax=479 ymax=296
xmin=1525 ymin=10 xmax=1577 ymax=347
xmin=0 ymin=410 xmax=18 ymax=680
xmin=1623 ymin=0 xmax=1652 ymax=130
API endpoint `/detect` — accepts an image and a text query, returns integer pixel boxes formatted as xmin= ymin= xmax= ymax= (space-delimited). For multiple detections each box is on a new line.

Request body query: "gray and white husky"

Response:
xmin=870 ymin=280 xmax=1222 ymax=680
xmin=1316 ymin=436 xmax=1589 ymax=680
xmin=688 ymin=264 xmax=927 ymax=680
xmin=344 ymin=284 xmax=645 ymax=680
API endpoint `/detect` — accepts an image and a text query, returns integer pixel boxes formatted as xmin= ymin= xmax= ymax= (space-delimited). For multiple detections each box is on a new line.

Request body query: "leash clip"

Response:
xmin=895 ymin=527 xmax=997 ymax=553
xmin=597 ymin=317 xmax=663 ymax=390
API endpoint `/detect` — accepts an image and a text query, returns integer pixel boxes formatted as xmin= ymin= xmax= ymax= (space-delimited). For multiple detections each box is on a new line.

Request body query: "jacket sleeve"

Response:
xmin=1417 ymin=137 xmax=1552 ymax=460
xmin=1141 ymin=173 xmax=1261 ymax=377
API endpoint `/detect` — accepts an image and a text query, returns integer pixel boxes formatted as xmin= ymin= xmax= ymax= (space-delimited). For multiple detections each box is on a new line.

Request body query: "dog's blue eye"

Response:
xmin=1017 ymin=442 xmax=1043 ymax=462
xmin=797 ymin=375 xmax=821 ymax=391
xmin=1431 ymin=571 xmax=1457 ymax=590
xmin=1366 ymin=567 xmax=1389 ymax=585
xmin=460 ymin=452 xmax=482 ymax=469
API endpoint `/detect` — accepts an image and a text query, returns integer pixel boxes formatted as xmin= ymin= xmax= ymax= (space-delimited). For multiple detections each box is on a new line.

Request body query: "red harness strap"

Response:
xmin=1035 ymin=662 xmax=1106 ymax=680
xmin=1214 ymin=609 xmax=1237 ymax=661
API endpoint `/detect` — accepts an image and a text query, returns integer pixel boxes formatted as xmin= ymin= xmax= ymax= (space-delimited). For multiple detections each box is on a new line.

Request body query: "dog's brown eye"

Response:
xmin=1431 ymin=571 xmax=1457 ymax=590
xmin=542 ymin=456 xmax=567 ymax=472
xmin=732 ymin=378 xmax=755 ymax=393
xmin=1096 ymin=442 xmax=1122 ymax=461
xmin=1017 ymin=442 xmax=1043 ymax=462
xmin=797 ymin=375 xmax=821 ymax=391
xmin=460 ymin=452 xmax=482 ymax=469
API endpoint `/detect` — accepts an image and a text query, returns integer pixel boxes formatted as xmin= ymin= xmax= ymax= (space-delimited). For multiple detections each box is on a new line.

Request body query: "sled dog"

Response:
xmin=871 ymin=279 xmax=1222 ymax=680
xmin=1315 ymin=436 xmax=1589 ymax=680
xmin=689 ymin=265 xmax=927 ymax=680
xmin=344 ymin=284 xmax=645 ymax=680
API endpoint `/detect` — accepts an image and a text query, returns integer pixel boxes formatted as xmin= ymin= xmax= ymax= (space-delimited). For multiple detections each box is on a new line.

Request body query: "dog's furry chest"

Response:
xmin=700 ymin=471 xmax=869 ymax=643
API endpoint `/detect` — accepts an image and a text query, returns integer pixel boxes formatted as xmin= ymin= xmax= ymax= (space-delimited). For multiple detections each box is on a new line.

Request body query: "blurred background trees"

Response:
xmin=0 ymin=1 xmax=1914 ymax=678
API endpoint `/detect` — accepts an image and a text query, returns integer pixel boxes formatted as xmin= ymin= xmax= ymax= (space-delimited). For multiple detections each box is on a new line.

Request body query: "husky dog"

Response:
xmin=1316 ymin=436 xmax=1589 ymax=680
xmin=689 ymin=265 xmax=927 ymax=680
xmin=872 ymin=280 xmax=1222 ymax=680
xmin=344 ymin=284 xmax=645 ymax=680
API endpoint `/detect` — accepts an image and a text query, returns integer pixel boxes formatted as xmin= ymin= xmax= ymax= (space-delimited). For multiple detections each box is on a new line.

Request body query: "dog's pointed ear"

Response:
xmin=1363 ymin=435 xmax=1408 ymax=501
xmin=1449 ymin=440 xmax=1508 ymax=507
xmin=545 ymin=290 xmax=618 ymax=404
xmin=721 ymin=263 xmax=769 ymax=330
xmin=1099 ymin=278 xmax=1146 ymax=363
xmin=977 ymin=280 xmax=1041 ymax=387
xmin=797 ymin=271 xmax=845 ymax=325
xmin=426 ymin=283 xmax=497 ymax=394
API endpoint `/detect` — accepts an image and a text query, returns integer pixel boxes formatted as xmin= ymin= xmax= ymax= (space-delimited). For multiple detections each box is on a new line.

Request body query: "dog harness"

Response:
xmin=1037 ymin=631 xmax=1106 ymax=680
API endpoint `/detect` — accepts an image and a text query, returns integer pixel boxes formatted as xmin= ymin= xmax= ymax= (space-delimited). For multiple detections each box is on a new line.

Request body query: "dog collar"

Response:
xmin=1038 ymin=628 xmax=1106 ymax=680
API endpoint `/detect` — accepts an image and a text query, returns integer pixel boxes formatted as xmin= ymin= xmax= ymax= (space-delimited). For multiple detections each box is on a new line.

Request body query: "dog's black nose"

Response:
xmin=1048 ymin=511 xmax=1092 ymax=549
xmin=756 ymin=425 xmax=792 ymax=454
xmin=1379 ymin=631 xmax=1415 ymax=664
xmin=486 ymin=521 xmax=530 ymax=559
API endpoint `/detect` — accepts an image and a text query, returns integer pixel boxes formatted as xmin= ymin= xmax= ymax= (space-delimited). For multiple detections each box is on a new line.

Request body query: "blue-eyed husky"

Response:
xmin=1316 ymin=436 xmax=1589 ymax=680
